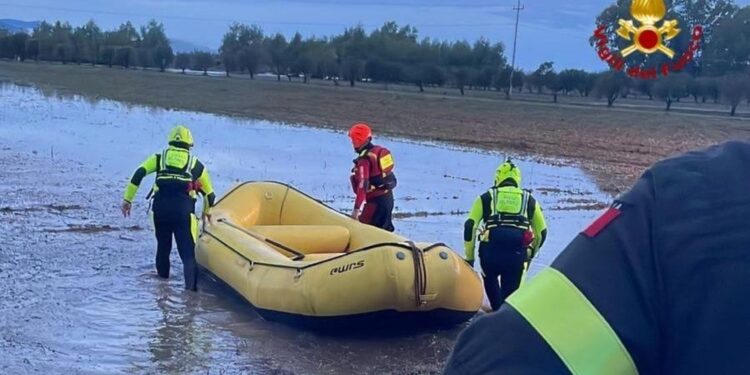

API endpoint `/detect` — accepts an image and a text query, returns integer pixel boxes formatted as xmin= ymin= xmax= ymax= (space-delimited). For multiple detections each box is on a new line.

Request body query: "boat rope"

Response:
xmin=407 ymin=241 xmax=428 ymax=307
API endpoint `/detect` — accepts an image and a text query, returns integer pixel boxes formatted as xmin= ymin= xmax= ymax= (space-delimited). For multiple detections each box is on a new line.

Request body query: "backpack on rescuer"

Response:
xmin=358 ymin=145 xmax=398 ymax=191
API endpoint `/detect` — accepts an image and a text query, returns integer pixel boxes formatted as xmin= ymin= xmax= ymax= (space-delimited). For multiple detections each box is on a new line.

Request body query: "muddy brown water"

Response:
xmin=0 ymin=150 xmax=461 ymax=374
xmin=0 ymin=84 xmax=610 ymax=374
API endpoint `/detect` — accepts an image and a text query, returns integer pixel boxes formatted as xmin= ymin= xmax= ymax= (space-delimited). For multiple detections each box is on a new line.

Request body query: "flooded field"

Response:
xmin=0 ymin=83 xmax=609 ymax=374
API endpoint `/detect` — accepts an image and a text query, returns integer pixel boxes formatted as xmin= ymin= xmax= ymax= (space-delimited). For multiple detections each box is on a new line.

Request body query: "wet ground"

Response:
xmin=0 ymin=83 xmax=609 ymax=374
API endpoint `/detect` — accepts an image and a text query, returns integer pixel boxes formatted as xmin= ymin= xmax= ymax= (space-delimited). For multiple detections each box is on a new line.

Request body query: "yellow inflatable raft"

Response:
xmin=196 ymin=181 xmax=482 ymax=329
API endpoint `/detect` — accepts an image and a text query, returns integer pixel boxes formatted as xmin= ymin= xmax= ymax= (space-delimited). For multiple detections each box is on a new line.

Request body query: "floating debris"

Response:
xmin=42 ymin=204 xmax=83 ymax=212
xmin=0 ymin=206 xmax=43 ymax=213
xmin=550 ymin=203 xmax=609 ymax=211
xmin=443 ymin=174 xmax=481 ymax=184
xmin=43 ymin=224 xmax=144 ymax=234
xmin=393 ymin=210 xmax=468 ymax=219
xmin=0 ymin=204 xmax=83 ymax=214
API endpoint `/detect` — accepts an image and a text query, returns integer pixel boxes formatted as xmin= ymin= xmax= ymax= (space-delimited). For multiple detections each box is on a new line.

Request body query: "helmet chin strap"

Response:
xmin=354 ymin=138 xmax=372 ymax=153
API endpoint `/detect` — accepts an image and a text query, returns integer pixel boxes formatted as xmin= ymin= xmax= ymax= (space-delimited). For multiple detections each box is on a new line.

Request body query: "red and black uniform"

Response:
xmin=351 ymin=142 xmax=397 ymax=231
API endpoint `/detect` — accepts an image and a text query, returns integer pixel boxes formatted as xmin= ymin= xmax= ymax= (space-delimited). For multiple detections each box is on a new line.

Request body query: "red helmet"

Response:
xmin=348 ymin=122 xmax=372 ymax=149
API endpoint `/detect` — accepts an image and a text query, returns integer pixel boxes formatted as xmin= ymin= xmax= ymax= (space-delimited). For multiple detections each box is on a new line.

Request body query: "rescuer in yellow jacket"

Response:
xmin=121 ymin=125 xmax=215 ymax=291
xmin=464 ymin=159 xmax=547 ymax=311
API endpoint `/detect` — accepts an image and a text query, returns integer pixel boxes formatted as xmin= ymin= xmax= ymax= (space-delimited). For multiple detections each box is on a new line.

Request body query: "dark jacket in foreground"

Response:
xmin=445 ymin=141 xmax=750 ymax=375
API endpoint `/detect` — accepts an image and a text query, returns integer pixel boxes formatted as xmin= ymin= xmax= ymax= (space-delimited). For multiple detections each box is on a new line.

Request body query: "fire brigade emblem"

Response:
xmin=616 ymin=0 xmax=680 ymax=58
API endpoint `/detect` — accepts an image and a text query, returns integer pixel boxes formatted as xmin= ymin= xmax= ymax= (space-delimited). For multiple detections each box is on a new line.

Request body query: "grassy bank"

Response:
xmin=2 ymin=60 xmax=749 ymax=194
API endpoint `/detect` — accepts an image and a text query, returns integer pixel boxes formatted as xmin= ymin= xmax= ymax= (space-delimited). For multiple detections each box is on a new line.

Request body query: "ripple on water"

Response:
xmin=0 ymin=83 xmax=610 ymax=373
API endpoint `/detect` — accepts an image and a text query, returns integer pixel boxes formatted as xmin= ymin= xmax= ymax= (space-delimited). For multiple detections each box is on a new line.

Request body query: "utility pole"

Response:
xmin=507 ymin=0 xmax=523 ymax=99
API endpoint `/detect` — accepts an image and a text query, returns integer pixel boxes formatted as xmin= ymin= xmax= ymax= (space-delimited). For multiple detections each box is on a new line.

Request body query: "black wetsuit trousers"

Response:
xmin=152 ymin=194 xmax=198 ymax=291
xmin=479 ymin=227 xmax=527 ymax=311
xmin=360 ymin=191 xmax=395 ymax=232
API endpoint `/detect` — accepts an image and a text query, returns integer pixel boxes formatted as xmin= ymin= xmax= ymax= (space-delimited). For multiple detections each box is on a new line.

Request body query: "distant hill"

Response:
xmin=170 ymin=39 xmax=213 ymax=54
xmin=0 ymin=19 xmax=40 ymax=34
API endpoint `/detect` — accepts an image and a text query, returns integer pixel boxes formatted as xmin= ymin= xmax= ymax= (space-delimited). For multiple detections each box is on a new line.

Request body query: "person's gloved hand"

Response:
xmin=527 ymin=247 xmax=540 ymax=261
xmin=202 ymin=211 xmax=212 ymax=226
xmin=121 ymin=200 xmax=132 ymax=217
xmin=465 ymin=258 xmax=475 ymax=267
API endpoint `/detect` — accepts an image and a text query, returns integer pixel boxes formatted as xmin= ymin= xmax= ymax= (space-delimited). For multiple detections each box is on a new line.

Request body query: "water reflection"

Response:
xmin=0 ymin=82 xmax=609 ymax=374
xmin=147 ymin=284 xmax=208 ymax=373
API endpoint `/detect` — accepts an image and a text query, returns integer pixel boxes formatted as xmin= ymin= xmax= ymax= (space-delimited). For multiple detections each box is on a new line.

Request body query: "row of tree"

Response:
xmin=206 ymin=0 xmax=748 ymax=99
xmin=215 ymin=21 xmax=514 ymax=95
xmin=170 ymin=47 xmax=749 ymax=116
xmin=0 ymin=19 xmax=516 ymax=95
xmin=480 ymin=59 xmax=748 ymax=116
xmin=592 ymin=71 xmax=749 ymax=115
xmin=0 ymin=2 xmax=748 ymax=115
xmin=0 ymin=20 xmax=173 ymax=71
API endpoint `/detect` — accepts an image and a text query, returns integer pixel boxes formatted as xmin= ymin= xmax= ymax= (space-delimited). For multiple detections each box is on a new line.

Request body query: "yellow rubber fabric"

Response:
xmin=190 ymin=213 xmax=198 ymax=242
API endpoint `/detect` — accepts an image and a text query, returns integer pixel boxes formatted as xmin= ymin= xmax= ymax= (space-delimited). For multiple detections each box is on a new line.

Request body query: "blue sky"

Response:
xmin=1 ymin=0 xmax=748 ymax=71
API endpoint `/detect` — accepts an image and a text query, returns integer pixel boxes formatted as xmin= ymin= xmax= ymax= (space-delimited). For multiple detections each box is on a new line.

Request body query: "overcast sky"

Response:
xmin=1 ymin=0 xmax=748 ymax=71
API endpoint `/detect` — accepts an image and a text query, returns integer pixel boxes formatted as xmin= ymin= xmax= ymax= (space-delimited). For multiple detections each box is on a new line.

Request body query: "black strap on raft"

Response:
xmin=407 ymin=241 xmax=428 ymax=307
xmin=204 ymin=220 xmax=446 ymax=272
xmin=144 ymin=187 xmax=155 ymax=216
xmin=266 ymin=238 xmax=306 ymax=261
